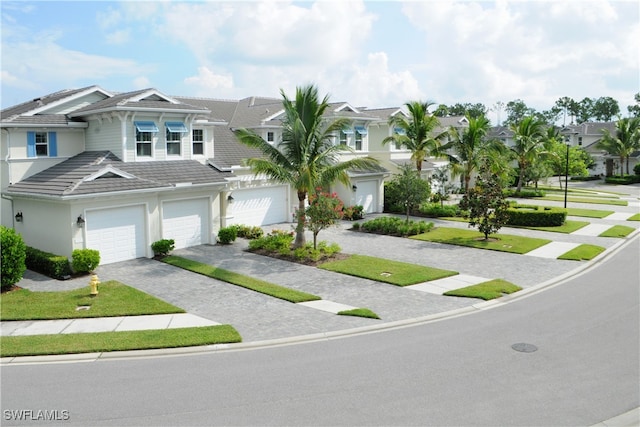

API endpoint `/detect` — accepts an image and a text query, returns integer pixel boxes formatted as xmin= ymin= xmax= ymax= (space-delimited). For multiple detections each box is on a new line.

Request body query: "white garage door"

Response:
xmin=162 ymin=198 xmax=209 ymax=249
xmin=228 ymin=186 xmax=288 ymax=226
xmin=86 ymin=205 xmax=146 ymax=265
xmin=355 ymin=180 xmax=378 ymax=213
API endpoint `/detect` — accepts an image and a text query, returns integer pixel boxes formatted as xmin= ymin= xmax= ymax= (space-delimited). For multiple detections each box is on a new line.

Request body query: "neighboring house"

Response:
xmin=1 ymin=86 xmax=391 ymax=265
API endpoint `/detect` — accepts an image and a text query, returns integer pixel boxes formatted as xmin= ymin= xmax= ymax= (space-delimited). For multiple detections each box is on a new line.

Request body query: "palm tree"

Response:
xmin=235 ymin=84 xmax=379 ymax=248
xmin=382 ymin=101 xmax=448 ymax=173
xmin=509 ymin=116 xmax=546 ymax=192
xmin=598 ymin=117 xmax=640 ymax=175
xmin=440 ymin=114 xmax=505 ymax=194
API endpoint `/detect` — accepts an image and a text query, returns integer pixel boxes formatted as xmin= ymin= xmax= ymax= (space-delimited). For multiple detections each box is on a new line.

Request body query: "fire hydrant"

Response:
xmin=89 ymin=274 xmax=100 ymax=297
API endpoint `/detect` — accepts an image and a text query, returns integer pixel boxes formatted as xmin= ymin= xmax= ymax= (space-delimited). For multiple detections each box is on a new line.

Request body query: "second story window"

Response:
xmin=165 ymin=122 xmax=188 ymax=157
xmin=192 ymin=129 xmax=204 ymax=155
xmin=340 ymin=129 xmax=352 ymax=146
xmin=134 ymin=121 xmax=159 ymax=157
xmin=35 ymin=132 xmax=48 ymax=156
xmin=27 ymin=131 xmax=57 ymax=158
xmin=267 ymin=131 xmax=275 ymax=144
xmin=578 ymin=136 xmax=583 ymax=146
xmin=354 ymin=126 xmax=367 ymax=151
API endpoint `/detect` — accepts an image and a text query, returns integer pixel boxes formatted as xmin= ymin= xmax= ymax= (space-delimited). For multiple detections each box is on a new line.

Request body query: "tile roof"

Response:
xmin=6 ymin=151 xmax=231 ymax=198
xmin=0 ymin=86 xmax=97 ymax=120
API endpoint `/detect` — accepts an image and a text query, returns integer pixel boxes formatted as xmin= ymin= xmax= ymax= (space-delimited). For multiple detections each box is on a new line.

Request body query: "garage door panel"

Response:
xmin=86 ymin=205 xmax=146 ymax=265
xmin=355 ymin=181 xmax=378 ymax=214
xmin=229 ymin=186 xmax=287 ymax=226
xmin=162 ymin=199 xmax=208 ymax=249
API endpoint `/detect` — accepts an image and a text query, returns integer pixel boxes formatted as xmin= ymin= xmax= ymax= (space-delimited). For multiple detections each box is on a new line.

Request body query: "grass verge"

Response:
xmin=522 ymin=220 xmax=590 ymax=234
xmin=410 ymin=227 xmax=551 ymax=254
xmin=0 ymin=325 xmax=241 ymax=357
xmin=628 ymin=213 xmax=640 ymax=221
xmin=558 ymin=244 xmax=605 ymax=261
xmin=566 ymin=208 xmax=615 ymax=218
xmin=443 ymin=279 xmax=521 ymax=300
xmin=535 ymin=195 xmax=628 ymax=206
xmin=0 ymin=281 xmax=184 ymax=321
xmin=319 ymin=254 xmax=457 ymax=286
xmin=599 ymin=225 xmax=635 ymax=238
xmin=337 ymin=308 xmax=380 ymax=319
xmin=162 ymin=256 xmax=320 ymax=303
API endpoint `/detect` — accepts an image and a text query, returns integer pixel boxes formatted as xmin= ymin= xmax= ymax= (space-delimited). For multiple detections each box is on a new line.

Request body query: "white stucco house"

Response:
xmin=1 ymin=86 xmax=389 ymax=265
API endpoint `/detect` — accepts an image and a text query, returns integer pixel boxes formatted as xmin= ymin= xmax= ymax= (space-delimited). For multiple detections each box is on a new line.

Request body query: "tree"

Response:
xmin=577 ymin=97 xmax=595 ymax=123
xmin=390 ymin=164 xmax=431 ymax=222
xmin=235 ymin=84 xmax=379 ymax=248
xmin=447 ymin=102 xmax=487 ymax=119
xmin=509 ymin=116 xmax=546 ymax=192
xmin=503 ymin=99 xmax=536 ymax=126
xmin=1 ymin=226 xmax=26 ymax=290
xmin=592 ymin=96 xmax=620 ymax=122
xmin=597 ymin=117 xmax=640 ymax=175
xmin=555 ymin=97 xmax=577 ymax=126
xmin=458 ymin=161 xmax=510 ymax=240
xmin=627 ymin=93 xmax=640 ymax=118
xmin=432 ymin=104 xmax=449 ymax=117
xmin=382 ymin=101 xmax=448 ymax=172
xmin=441 ymin=114 xmax=505 ymax=194
xmin=304 ymin=190 xmax=344 ymax=250
xmin=543 ymin=128 xmax=592 ymax=188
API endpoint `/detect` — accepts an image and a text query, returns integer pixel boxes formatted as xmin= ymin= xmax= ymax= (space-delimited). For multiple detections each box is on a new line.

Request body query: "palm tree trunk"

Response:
xmin=294 ymin=191 xmax=306 ymax=248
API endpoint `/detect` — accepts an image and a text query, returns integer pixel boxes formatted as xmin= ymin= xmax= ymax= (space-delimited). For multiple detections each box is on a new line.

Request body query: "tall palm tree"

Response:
xmin=509 ymin=116 xmax=546 ymax=192
xmin=382 ymin=101 xmax=448 ymax=172
xmin=440 ymin=114 xmax=505 ymax=194
xmin=235 ymin=84 xmax=379 ymax=247
xmin=598 ymin=117 xmax=640 ymax=175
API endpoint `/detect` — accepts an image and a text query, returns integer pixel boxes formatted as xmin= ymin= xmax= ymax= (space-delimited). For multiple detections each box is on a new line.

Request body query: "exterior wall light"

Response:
xmin=77 ymin=215 xmax=86 ymax=228
xmin=15 ymin=212 xmax=23 ymax=222
xmin=352 ymin=185 xmax=358 ymax=191
xmin=227 ymin=194 xmax=234 ymax=204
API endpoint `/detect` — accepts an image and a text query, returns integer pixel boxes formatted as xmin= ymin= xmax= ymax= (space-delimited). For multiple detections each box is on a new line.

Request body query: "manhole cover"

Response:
xmin=76 ymin=306 xmax=91 ymax=311
xmin=380 ymin=272 xmax=392 ymax=277
xmin=512 ymin=343 xmax=538 ymax=353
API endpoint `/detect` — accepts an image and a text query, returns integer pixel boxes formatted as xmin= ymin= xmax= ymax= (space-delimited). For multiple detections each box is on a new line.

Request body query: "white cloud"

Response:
xmin=105 ymin=29 xmax=130 ymax=45
xmin=184 ymin=66 xmax=234 ymax=94
xmin=133 ymin=76 xmax=151 ymax=89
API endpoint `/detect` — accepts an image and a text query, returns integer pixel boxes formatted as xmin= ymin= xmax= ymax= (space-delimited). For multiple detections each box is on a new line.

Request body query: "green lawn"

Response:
xmin=566 ymin=208 xmax=615 ymax=218
xmin=162 ymin=255 xmax=320 ymax=303
xmin=523 ymin=220 xmax=590 ymax=234
xmin=338 ymin=308 xmax=380 ymax=319
xmin=0 ymin=325 xmax=241 ymax=357
xmin=410 ymin=227 xmax=551 ymax=254
xmin=599 ymin=225 xmax=636 ymax=238
xmin=628 ymin=213 xmax=640 ymax=221
xmin=319 ymin=254 xmax=457 ymax=286
xmin=558 ymin=244 xmax=605 ymax=261
xmin=535 ymin=195 xmax=628 ymax=206
xmin=0 ymin=281 xmax=184 ymax=321
xmin=443 ymin=279 xmax=521 ymax=300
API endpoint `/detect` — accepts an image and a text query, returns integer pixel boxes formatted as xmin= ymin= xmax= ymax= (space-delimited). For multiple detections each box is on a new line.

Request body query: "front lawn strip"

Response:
xmin=522 ymin=220 xmax=590 ymax=234
xmin=319 ymin=254 xmax=457 ymax=286
xmin=535 ymin=195 xmax=628 ymax=206
xmin=162 ymin=255 xmax=320 ymax=303
xmin=443 ymin=279 xmax=522 ymax=300
xmin=0 ymin=325 xmax=241 ymax=357
xmin=627 ymin=213 xmax=640 ymax=221
xmin=338 ymin=308 xmax=380 ymax=319
xmin=599 ymin=225 xmax=635 ymax=238
xmin=566 ymin=208 xmax=615 ymax=218
xmin=0 ymin=281 xmax=184 ymax=321
xmin=558 ymin=244 xmax=605 ymax=261
xmin=410 ymin=227 xmax=551 ymax=254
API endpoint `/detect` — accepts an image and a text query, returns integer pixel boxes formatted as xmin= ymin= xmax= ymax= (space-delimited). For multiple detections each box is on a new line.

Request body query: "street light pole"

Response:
xmin=564 ymin=143 xmax=569 ymax=208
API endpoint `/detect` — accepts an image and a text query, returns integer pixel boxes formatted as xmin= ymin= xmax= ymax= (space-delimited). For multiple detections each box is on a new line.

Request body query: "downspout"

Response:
xmin=121 ymin=112 xmax=131 ymax=162
xmin=1 ymin=128 xmax=15 ymax=227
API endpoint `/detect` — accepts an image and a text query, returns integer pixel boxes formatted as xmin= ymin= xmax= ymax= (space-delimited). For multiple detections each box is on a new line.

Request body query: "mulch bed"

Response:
xmin=246 ymin=248 xmax=350 ymax=267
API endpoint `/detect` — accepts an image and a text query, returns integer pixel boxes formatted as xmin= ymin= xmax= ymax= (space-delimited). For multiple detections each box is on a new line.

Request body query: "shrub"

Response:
xmin=504 ymin=188 xmax=546 ymax=198
xmin=571 ymin=175 xmax=601 ymax=181
xmin=342 ymin=205 xmax=365 ymax=220
xmin=151 ymin=239 xmax=175 ymax=256
xmin=71 ymin=249 xmax=100 ymax=274
xmin=25 ymin=246 xmax=71 ymax=279
xmin=217 ymin=226 xmax=238 ymax=244
xmin=352 ymin=222 xmax=361 ymax=231
xmin=506 ymin=205 xmax=567 ymax=227
xmin=604 ymin=175 xmax=640 ymax=185
xmin=634 ymin=163 xmax=640 ymax=176
xmin=359 ymin=216 xmax=433 ymax=237
xmin=418 ymin=203 xmax=460 ymax=218
xmin=1 ymin=226 xmax=27 ymax=290
xmin=248 ymin=229 xmax=295 ymax=252
xmin=232 ymin=224 xmax=264 ymax=239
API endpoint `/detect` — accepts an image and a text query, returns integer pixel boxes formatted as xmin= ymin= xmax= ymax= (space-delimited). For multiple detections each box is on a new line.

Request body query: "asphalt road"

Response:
xmin=2 ymin=236 xmax=638 ymax=426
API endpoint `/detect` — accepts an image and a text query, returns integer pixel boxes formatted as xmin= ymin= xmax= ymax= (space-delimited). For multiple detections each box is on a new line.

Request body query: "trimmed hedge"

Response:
xmin=418 ymin=203 xmax=461 ymax=218
xmin=217 ymin=226 xmax=238 ymax=244
xmin=604 ymin=175 xmax=640 ymax=185
xmin=230 ymin=224 xmax=264 ymax=240
xmin=25 ymin=247 xmax=71 ymax=279
xmin=571 ymin=175 xmax=602 ymax=182
xmin=506 ymin=205 xmax=567 ymax=227
xmin=504 ymin=188 xmax=546 ymax=198
xmin=71 ymin=249 xmax=100 ymax=274
xmin=358 ymin=216 xmax=434 ymax=237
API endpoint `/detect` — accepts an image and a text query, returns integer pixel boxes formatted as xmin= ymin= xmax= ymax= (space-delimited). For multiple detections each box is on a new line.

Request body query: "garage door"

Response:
xmin=228 ymin=186 xmax=288 ymax=226
xmin=86 ymin=205 xmax=146 ymax=265
xmin=355 ymin=180 xmax=378 ymax=213
xmin=162 ymin=198 xmax=209 ymax=249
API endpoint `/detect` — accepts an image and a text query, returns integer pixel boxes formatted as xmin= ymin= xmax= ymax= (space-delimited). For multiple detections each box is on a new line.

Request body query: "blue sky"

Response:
xmin=2 ymin=0 xmax=639 ymax=122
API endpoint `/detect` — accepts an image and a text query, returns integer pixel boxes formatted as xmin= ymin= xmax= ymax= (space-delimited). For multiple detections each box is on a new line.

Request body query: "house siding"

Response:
xmin=86 ymin=119 xmax=123 ymax=159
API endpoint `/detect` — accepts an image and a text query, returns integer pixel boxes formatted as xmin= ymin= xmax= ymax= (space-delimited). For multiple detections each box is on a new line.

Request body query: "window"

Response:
xmin=340 ymin=129 xmax=353 ymax=146
xmin=578 ymin=136 xmax=583 ymax=146
xmin=392 ymin=127 xmax=405 ymax=150
xmin=166 ymin=129 xmax=182 ymax=156
xmin=134 ymin=121 xmax=158 ymax=157
xmin=27 ymin=131 xmax=57 ymax=158
xmin=192 ymin=129 xmax=204 ymax=155
xmin=267 ymin=131 xmax=275 ymax=143
xmin=354 ymin=132 xmax=363 ymax=151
